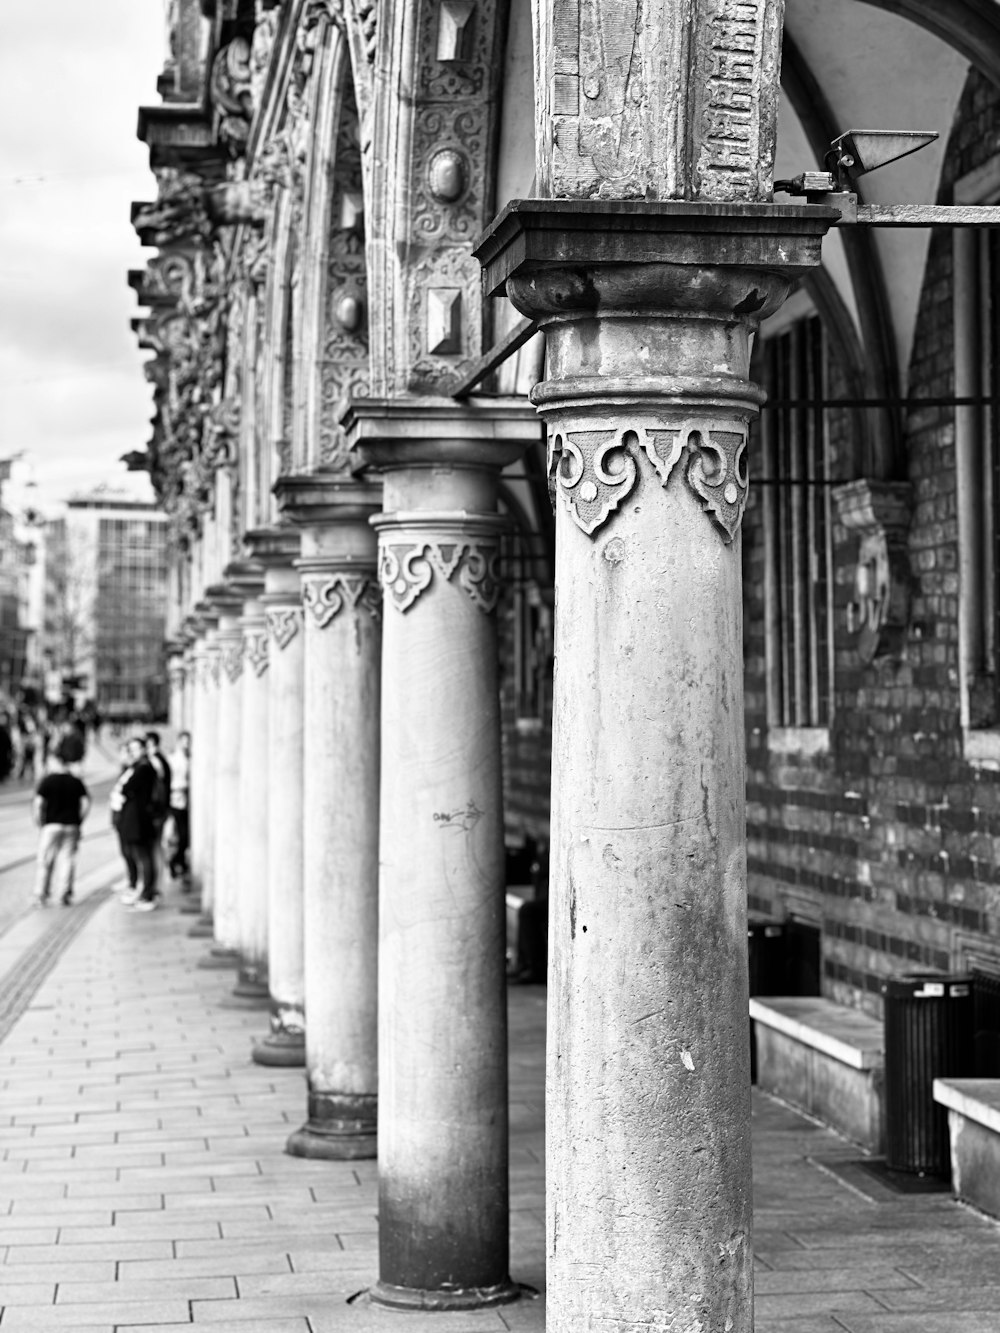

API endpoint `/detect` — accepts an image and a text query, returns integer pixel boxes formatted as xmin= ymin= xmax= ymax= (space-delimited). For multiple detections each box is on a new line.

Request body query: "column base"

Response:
xmin=233 ymin=964 xmax=269 ymax=1000
xmin=252 ymin=1013 xmax=306 ymax=1067
xmin=285 ymin=1091 xmax=376 ymax=1160
xmin=197 ymin=947 xmax=240 ymax=970
xmin=366 ymin=1278 xmax=522 ymax=1311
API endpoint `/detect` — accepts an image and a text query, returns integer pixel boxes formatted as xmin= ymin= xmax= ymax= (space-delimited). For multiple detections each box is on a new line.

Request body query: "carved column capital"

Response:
xmin=242 ymin=623 xmax=270 ymax=677
xmin=265 ymin=604 xmax=304 ymax=650
xmin=298 ymin=561 xmax=382 ymax=627
xmin=371 ymin=515 xmax=506 ymax=616
xmin=475 ymin=201 xmax=834 ymax=544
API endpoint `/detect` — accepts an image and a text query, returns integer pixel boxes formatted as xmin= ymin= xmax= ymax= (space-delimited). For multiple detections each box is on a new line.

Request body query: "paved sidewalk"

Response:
xmin=0 ymin=888 xmax=999 ymax=1331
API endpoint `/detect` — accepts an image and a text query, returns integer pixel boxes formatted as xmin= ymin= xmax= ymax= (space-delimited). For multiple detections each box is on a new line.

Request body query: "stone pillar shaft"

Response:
xmin=277 ymin=478 xmax=382 ymax=1159
xmin=375 ymin=500 xmax=508 ymax=1302
xmin=212 ymin=607 xmax=244 ymax=954
xmin=188 ymin=632 xmax=214 ymax=904
xmin=254 ymin=564 xmax=306 ymax=1065
xmin=347 ymin=400 xmax=539 ymax=1309
xmin=236 ymin=594 xmax=270 ymax=994
xmin=475 ymin=202 xmax=833 ymax=1333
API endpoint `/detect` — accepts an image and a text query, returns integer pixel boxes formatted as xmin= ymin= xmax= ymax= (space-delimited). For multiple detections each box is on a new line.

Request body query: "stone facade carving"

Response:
xmin=533 ymin=0 xmax=781 ymax=202
xmin=318 ymin=106 xmax=369 ymax=467
xmin=379 ymin=540 xmax=501 ymax=615
xmin=686 ymin=423 xmax=749 ymax=543
xmin=302 ymin=572 xmax=381 ymax=626
xmin=266 ymin=605 xmax=303 ymax=649
xmin=373 ymin=0 xmax=505 ymax=395
xmin=243 ymin=627 xmax=270 ymax=676
xmin=547 ymin=418 xmax=750 ymax=543
xmin=353 ymin=0 xmax=376 ymax=63
xmin=211 ymin=37 xmax=254 ymax=154
xmin=133 ymin=169 xmax=213 ymax=246
xmin=222 ymin=641 xmax=245 ymax=683
xmin=249 ymin=8 xmax=281 ymax=111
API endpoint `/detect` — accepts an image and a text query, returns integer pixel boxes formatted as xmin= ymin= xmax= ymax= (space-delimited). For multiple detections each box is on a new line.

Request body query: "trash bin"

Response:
xmin=883 ymin=973 xmax=974 ymax=1176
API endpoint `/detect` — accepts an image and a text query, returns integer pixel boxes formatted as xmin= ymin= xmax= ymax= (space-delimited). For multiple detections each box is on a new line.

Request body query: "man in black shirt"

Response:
xmin=33 ymin=756 xmax=91 ymax=906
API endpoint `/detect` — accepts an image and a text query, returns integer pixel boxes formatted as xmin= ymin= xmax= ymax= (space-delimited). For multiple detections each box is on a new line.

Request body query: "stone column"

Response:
xmin=205 ymin=590 xmax=246 ymax=966
xmin=276 ymin=476 xmax=382 ymax=1157
xmin=187 ymin=621 xmax=219 ymax=928
xmin=167 ymin=647 xmax=187 ymax=735
xmin=476 ymin=205 xmax=833 ymax=1332
xmin=251 ymin=532 xmax=307 ymax=1068
xmin=233 ymin=576 xmax=270 ymax=1002
xmin=345 ymin=399 xmax=539 ymax=1310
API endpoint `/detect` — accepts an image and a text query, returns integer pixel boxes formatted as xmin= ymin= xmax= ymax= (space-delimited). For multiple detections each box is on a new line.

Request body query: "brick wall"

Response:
xmin=743 ymin=66 xmax=1000 ymax=1016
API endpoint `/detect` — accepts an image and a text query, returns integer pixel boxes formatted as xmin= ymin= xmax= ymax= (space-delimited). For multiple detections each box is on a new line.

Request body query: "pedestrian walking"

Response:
xmin=113 ymin=735 xmax=159 ymax=911
xmin=166 ymin=730 xmax=191 ymax=883
xmin=33 ymin=754 xmax=91 ymax=906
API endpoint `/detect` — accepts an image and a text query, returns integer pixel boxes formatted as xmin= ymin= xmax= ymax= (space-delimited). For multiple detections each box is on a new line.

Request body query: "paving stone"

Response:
xmin=56 ymin=1275 xmax=236 ymax=1303
xmin=0 ymin=1261 xmax=118 ymax=1284
xmin=754 ymin=1268 xmax=919 ymax=1295
xmin=835 ymin=1316 xmax=1000 ymax=1333
xmin=0 ymin=1298 xmax=190 ymax=1328
xmin=756 ymin=1290 xmax=889 ymax=1318
xmin=236 ymin=1271 xmax=379 ymax=1298
xmin=0 ymin=1283 xmax=57 ymax=1306
xmin=128 ymin=1322 xmax=309 ymax=1332
xmin=119 ymin=1254 xmax=294 ymax=1280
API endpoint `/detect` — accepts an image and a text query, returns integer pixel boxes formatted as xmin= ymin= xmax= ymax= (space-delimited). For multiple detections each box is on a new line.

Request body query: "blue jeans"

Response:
xmin=36 ymin=824 xmax=81 ymax=902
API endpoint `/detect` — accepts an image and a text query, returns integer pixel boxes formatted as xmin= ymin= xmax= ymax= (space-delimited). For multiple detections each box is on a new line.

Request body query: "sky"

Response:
xmin=0 ymin=1 xmax=166 ymax=515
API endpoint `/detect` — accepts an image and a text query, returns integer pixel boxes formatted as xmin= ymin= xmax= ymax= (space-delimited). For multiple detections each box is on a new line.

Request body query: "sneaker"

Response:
xmin=120 ymin=889 xmax=140 ymax=906
xmin=34 ymin=894 xmax=49 ymax=908
xmin=132 ymin=899 xmax=158 ymax=913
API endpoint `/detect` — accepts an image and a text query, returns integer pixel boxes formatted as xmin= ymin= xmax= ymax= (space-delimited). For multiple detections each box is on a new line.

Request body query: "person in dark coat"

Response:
xmin=111 ymin=735 xmax=159 ymax=911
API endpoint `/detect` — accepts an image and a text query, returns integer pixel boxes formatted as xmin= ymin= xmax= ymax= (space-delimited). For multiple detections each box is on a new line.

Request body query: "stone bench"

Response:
xmin=934 ymin=1079 xmax=1000 ymax=1216
xmin=750 ymin=996 xmax=885 ymax=1152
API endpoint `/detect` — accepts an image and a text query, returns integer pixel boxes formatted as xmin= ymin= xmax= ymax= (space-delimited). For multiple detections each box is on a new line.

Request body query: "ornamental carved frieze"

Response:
xmin=406 ymin=246 xmax=480 ymax=393
xmin=222 ymin=641 xmax=244 ymax=683
xmin=210 ymin=37 xmax=253 ymax=154
xmin=379 ymin=540 xmax=501 ymax=615
xmin=353 ymin=0 xmax=376 ymax=62
xmin=249 ymin=8 xmax=280 ymax=111
xmin=302 ymin=572 xmax=381 ymax=627
xmin=411 ymin=106 xmax=484 ymax=245
xmin=384 ymin=0 xmax=505 ymax=394
xmin=143 ymin=253 xmax=197 ymax=306
xmin=266 ymin=606 xmax=303 ymax=649
xmin=548 ymin=418 xmax=750 ymax=544
xmin=133 ymin=168 xmax=213 ymax=247
xmin=243 ymin=628 xmax=270 ymax=677
xmin=318 ymin=104 xmax=369 ymax=468
xmin=302 ymin=0 xmax=345 ymax=32
xmin=206 ymin=649 xmax=223 ymax=689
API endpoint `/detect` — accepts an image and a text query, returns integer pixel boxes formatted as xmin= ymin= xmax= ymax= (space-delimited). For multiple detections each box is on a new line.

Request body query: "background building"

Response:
xmin=40 ymin=487 xmax=169 ymax=718
xmin=0 ymin=458 xmax=38 ymax=707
